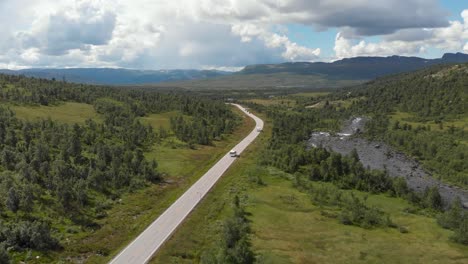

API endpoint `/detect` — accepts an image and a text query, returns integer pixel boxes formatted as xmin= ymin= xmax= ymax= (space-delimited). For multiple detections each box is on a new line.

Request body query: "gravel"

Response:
xmin=308 ymin=117 xmax=468 ymax=208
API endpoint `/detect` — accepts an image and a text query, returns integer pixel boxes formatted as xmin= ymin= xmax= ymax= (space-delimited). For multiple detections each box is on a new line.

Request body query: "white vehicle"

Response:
xmin=256 ymin=126 xmax=262 ymax=132
xmin=229 ymin=150 xmax=237 ymax=157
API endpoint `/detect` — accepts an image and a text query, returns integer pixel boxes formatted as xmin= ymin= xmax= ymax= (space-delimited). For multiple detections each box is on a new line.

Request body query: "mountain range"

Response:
xmin=1 ymin=53 xmax=467 ymax=88
xmin=0 ymin=68 xmax=229 ymax=85
xmin=239 ymin=52 xmax=468 ymax=79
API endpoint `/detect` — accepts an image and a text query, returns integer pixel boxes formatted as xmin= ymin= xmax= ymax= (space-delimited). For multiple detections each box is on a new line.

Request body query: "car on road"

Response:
xmin=229 ymin=150 xmax=238 ymax=157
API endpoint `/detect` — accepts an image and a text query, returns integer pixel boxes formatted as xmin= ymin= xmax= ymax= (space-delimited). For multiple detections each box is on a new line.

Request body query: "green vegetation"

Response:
xmin=152 ymin=108 xmax=467 ymax=264
xmin=139 ymin=111 xmax=179 ymax=130
xmin=54 ymin=105 xmax=254 ymax=264
xmin=10 ymin=102 xmax=101 ymax=124
xmin=244 ymin=98 xmax=296 ymax=107
xmin=344 ymin=64 xmax=468 ymax=187
xmin=151 ymin=72 xmax=364 ymax=90
xmin=249 ymin=171 xmax=468 ymax=263
xmin=0 ymin=74 xmax=243 ymax=262
xmin=201 ymin=196 xmax=255 ymax=264
xmin=290 ymin=92 xmax=330 ymax=98
xmin=1 ymin=62 xmax=467 ymax=263
xmin=391 ymin=111 xmax=468 ymax=131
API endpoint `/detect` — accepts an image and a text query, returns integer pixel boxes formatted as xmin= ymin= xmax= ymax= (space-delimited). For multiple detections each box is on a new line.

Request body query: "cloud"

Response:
xmin=231 ymin=23 xmax=320 ymax=61
xmin=0 ymin=0 xmax=465 ymax=69
xmin=334 ymin=9 xmax=468 ymax=59
xmin=334 ymin=32 xmax=424 ymax=58
xmin=16 ymin=1 xmax=116 ymax=56
xmin=195 ymin=0 xmax=449 ymax=36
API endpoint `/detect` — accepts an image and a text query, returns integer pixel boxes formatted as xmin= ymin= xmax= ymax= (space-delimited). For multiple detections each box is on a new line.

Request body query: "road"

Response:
xmin=109 ymin=104 xmax=264 ymax=264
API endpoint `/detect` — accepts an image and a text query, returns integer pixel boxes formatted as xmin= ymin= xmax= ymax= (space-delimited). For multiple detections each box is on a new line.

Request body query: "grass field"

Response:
xmin=150 ymin=111 xmax=468 ymax=264
xmin=305 ymin=97 xmax=365 ymax=109
xmin=245 ymin=98 xmax=297 ymax=107
xmin=149 ymin=73 xmax=365 ymax=90
xmin=250 ymin=175 xmax=468 ymax=264
xmin=10 ymin=102 xmax=101 ymax=124
xmin=139 ymin=111 xmax=180 ymax=130
xmin=291 ymin=92 xmax=330 ymax=98
xmin=391 ymin=111 xmax=468 ymax=131
xmin=50 ymin=105 xmax=256 ymax=263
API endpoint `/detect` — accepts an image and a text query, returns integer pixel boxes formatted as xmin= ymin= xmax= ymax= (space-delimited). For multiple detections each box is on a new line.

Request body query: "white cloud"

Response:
xmin=231 ymin=23 xmax=320 ymax=61
xmin=334 ymin=9 xmax=468 ymax=59
xmin=334 ymin=32 xmax=424 ymax=58
xmin=0 ymin=0 xmax=465 ymax=69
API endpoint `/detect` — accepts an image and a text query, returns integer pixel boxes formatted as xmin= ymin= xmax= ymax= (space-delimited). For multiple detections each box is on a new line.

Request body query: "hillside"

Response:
xmin=149 ymin=72 xmax=364 ymax=90
xmin=0 ymin=68 xmax=230 ymax=85
xmin=344 ymin=63 xmax=467 ymax=118
xmin=240 ymin=52 xmax=468 ymax=79
xmin=152 ymin=52 xmax=468 ymax=90
xmin=344 ymin=63 xmax=468 ymax=188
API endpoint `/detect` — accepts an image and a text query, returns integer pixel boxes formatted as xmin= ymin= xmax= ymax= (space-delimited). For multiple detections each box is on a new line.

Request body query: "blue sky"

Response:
xmin=286 ymin=0 xmax=467 ymax=60
xmin=444 ymin=0 xmax=467 ymax=19
xmin=0 ymin=0 xmax=466 ymax=69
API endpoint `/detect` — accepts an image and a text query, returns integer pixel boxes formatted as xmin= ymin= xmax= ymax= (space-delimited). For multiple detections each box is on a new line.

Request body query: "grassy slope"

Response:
xmin=290 ymin=92 xmax=330 ymax=98
xmin=150 ymin=73 xmax=364 ymax=90
xmin=245 ymin=98 xmax=297 ymax=107
xmin=10 ymin=102 xmax=102 ymax=124
xmin=251 ymin=175 xmax=468 ymax=264
xmin=139 ymin=111 xmax=179 ymax=130
xmin=391 ymin=111 xmax=468 ymax=132
xmin=151 ymin=111 xmax=468 ymax=264
xmin=48 ymin=105 xmax=256 ymax=263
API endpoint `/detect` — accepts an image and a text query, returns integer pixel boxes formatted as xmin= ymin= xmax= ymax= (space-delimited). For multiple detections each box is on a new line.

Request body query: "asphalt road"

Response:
xmin=109 ymin=104 xmax=264 ymax=264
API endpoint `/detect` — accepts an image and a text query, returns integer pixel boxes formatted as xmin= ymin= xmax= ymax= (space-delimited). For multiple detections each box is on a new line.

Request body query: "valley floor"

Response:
xmin=150 ymin=111 xmax=468 ymax=264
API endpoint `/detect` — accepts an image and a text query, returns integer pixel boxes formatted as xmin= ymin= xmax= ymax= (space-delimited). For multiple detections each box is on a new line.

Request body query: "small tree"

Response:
xmin=452 ymin=216 xmax=468 ymax=245
xmin=423 ymin=186 xmax=443 ymax=211
xmin=437 ymin=197 xmax=463 ymax=229
xmin=6 ymin=187 xmax=20 ymax=213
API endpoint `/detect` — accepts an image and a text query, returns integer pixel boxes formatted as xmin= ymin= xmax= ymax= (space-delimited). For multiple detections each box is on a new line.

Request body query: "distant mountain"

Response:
xmin=151 ymin=53 xmax=468 ymax=90
xmin=1 ymin=53 xmax=467 ymax=88
xmin=239 ymin=52 xmax=468 ymax=80
xmin=0 ymin=68 xmax=230 ymax=85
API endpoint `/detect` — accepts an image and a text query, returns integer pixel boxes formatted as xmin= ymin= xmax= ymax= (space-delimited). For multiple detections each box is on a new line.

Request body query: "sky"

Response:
xmin=0 ymin=0 xmax=467 ymax=70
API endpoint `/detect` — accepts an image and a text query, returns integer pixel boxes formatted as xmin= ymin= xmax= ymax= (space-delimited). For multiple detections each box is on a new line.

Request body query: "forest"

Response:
xmin=0 ymin=74 xmax=239 ymax=262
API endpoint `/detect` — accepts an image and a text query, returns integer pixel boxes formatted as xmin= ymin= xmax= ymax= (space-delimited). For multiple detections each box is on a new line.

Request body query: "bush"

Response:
xmin=0 ymin=221 xmax=59 ymax=251
xmin=398 ymin=226 xmax=409 ymax=233
xmin=339 ymin=193 xmax=388 ymax=229
xmin=437 ymin=197 xmax=463 ymax=229
xmin=422 ymin=187 xmax=443 ymax=211
xmin=452 ymin=217 xmax=468 ymax=245
xmin=0 ymin=243 xmax=10 ymax=264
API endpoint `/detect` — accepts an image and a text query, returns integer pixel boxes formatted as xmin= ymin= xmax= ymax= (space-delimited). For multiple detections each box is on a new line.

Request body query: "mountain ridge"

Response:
xmin=0 ymin=68 xmax=230 ymax=85
xmin=239 ymin=52 xmax=468 ymax=80
xmin=1 ymin=53 xmax=467 ymax=86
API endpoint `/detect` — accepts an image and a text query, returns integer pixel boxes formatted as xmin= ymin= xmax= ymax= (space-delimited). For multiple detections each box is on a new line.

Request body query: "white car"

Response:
xmin=256 ymin=126 xmax=262 ymax=132
xmin=229 ymin=150 xmax=237 ymax=157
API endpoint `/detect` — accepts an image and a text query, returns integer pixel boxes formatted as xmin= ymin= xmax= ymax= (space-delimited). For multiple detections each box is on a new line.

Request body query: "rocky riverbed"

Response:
xmin=308 ymin=117 xmax=468 ymax=208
